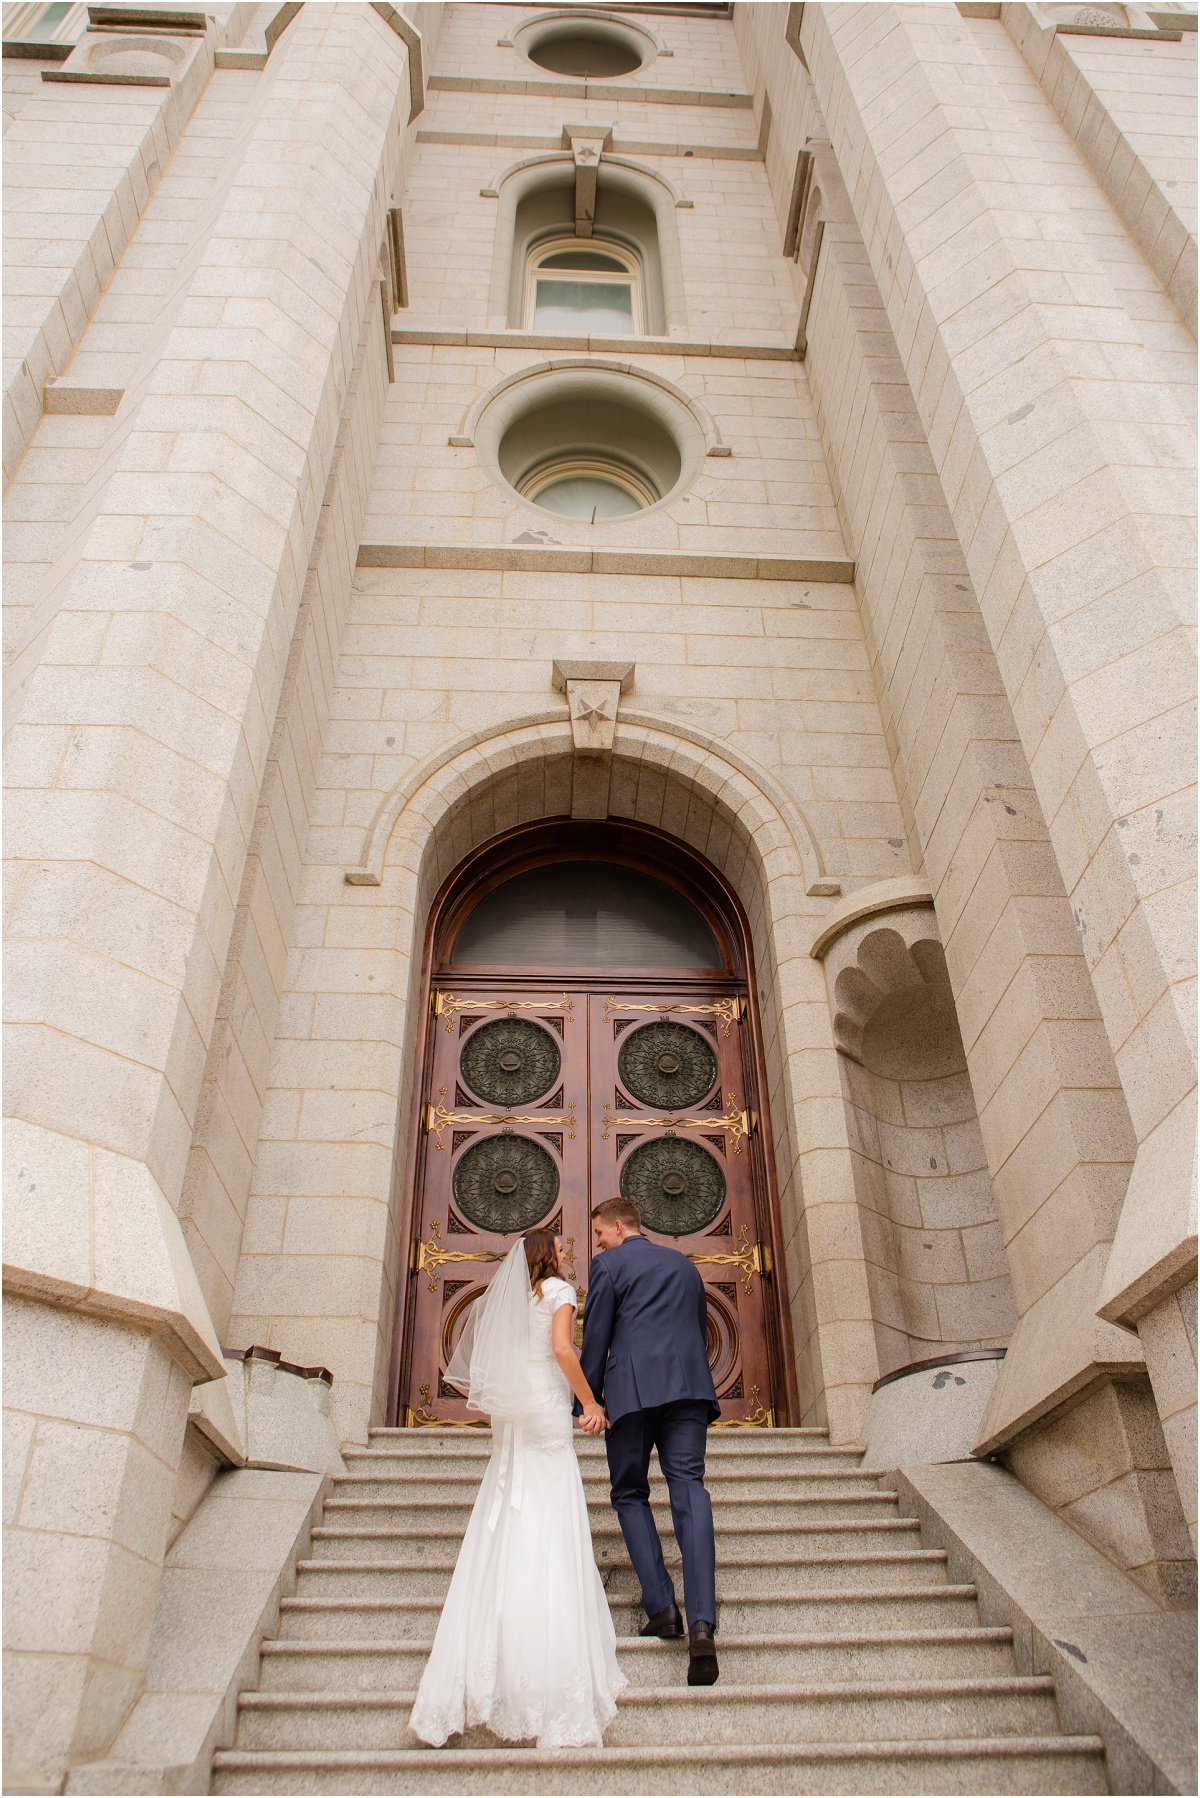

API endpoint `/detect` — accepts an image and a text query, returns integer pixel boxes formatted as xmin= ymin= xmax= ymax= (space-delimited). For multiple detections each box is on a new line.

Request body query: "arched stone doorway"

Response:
xmin=388 ymin=820 xmax=798 ymax=1427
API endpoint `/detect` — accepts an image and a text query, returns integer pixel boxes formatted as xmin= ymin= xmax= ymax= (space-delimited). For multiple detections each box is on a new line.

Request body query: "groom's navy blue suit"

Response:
xmin=579 ymin=1233 xmax=719 ymax=1629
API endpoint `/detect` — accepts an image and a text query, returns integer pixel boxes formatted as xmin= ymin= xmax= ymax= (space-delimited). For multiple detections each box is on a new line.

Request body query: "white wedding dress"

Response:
xmin=408 ymin=1272 xmax=628 ymax=1749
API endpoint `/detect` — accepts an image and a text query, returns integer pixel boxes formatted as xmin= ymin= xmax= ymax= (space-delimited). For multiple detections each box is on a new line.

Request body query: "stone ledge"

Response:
xmin=392 ymin=328 xmax=798 ymax=360
xmin=42 ymin=68 xmax=170 ymax=84
xmin=2 ymin=37 xmax=73 ymax=57
xmin=417 ymin=129 xmax=762 ymax=161
xmin=355 ymin=543 xmax=855 ymax=582
xmin=428 ymin=73 xmax=753 ymax=107
xmin=64 ymin=1468 xmax=330 ymax=1796
xmin=44 ymin=378 xmax=124 ymax=414
xmin=3 ymin=1120 xmax=226 ymax=1385
xmin=1098 ymin=1098 xmax=1197 ymax=1329
xmin=1055 ymin=20 xmax=1184 ymax=38
xmin=897 ymin=1460 xmax=1197 ymax=1796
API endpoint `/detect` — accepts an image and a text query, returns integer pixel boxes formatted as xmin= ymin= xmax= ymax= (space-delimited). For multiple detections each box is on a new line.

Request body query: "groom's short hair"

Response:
xmin=592 ymin=1197 xmax=641 ymax=1231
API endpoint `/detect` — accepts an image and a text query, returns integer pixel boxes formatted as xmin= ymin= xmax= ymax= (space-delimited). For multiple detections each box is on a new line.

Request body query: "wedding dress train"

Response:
xmin=408 ymin=1271 xmax=628 ymax=1749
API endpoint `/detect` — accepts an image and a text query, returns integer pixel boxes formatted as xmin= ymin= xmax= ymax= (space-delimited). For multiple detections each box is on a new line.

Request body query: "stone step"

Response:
xmin=616 ymin=1588 xmax=984 ymax=1636
xmin=333 ymin=1464 xmax=868 ymax=1499
xmin=342 ymin=1448 xmax=865 ymax=1479
xmin=307 ymin=1531 xmax=949 ymax=1586
xmin=308 ymin=1513 xmax=917 ymax=1560
xmin=305 ymin=1517 xmax=913 ymax=1560
xmin=233 ymin=1678 xmax=1062 ymax=1752
xmin=257 ymin=1627 xmax=1019 ymax=1690
xmin=285 ymin=1523 xmax=922 ymax=1607
xmin=318 ymin=1485 xmax=890 ymax=1532
xmin=308 ymin=1519 xmax=915 ymax=1560
xmin=213 ymin=1735 xmax=1108 ymax=1796
xmin=365 ymin=1426 xmax=833 ymax=1446
xmin=284 ymin=1576 xmax=984 ymax=1633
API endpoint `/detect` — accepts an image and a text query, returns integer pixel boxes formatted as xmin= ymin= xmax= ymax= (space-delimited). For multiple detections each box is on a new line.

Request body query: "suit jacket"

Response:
xmin=579 ymin=1233 xmax=720 ymax=1424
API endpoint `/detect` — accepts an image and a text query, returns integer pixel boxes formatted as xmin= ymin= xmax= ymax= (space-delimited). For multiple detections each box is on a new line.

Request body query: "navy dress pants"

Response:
xmin=605 ymin=1399 xmax=717 ymax=1629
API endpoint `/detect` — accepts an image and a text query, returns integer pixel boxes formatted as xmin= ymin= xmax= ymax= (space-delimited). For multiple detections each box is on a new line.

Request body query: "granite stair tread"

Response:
xmin=211 ymin=1736 xmax=1108 ymax=1796
xmin=211 ymin=1428 xmax=1110 ymax=1795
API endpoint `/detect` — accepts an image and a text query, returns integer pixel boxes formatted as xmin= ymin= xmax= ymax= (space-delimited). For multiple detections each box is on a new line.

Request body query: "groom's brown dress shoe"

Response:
xmin=640 ymin=1603 xmax=684 ymax=1638
xmin=687 ymin=1620 xmax=719 ymax=1685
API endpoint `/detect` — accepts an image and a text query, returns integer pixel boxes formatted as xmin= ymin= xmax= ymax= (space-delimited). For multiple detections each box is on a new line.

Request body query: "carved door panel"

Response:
xmin=405 ymin=986 xmax=588 ymax=1425
xmin=588 ymin=989 xmax=774 ymax=1426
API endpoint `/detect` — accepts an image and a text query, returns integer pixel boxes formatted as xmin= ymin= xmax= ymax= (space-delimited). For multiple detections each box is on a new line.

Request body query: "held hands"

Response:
xmin=579 ymin=1400 xmax=610 ymax=1436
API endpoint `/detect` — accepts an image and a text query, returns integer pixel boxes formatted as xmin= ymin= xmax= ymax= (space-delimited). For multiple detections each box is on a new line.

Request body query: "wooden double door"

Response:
xmin=400 ymin=975 xmax=779 ymax=1427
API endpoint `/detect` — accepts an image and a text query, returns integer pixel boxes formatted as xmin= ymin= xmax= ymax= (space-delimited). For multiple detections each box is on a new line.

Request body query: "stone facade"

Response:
xmin=3 ymin=0 xmax=1195 ymax=1790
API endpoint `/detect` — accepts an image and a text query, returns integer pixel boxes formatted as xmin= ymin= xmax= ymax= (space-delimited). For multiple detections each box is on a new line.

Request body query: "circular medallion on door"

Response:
xmin=619 ymin=1135 xmax=725 ymax=1235
xmin=453 ymin=1134 xmax=559 ymax=1233
xmin=460 ymin=1017 xmax=561 ymax=1106
xmin=617 ymin=1020 xmax=717 ymax=1110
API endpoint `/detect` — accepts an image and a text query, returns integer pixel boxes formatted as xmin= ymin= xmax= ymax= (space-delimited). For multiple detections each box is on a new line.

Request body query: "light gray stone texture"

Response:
xmin=898 ymin=1459 xmax=1197 ymax=1795
xmin=860 ymin=1359 xmax=1002 ymax=1473
xmin=225 ymin=1355 xmax=346 ymax=1477
xmin=64 ymin=1467 xmax=328 ymax=1796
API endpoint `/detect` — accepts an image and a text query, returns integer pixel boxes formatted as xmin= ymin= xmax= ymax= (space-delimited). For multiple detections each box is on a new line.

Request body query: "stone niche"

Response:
xmin=813 ymin=881 xmax=1017 ymax=1396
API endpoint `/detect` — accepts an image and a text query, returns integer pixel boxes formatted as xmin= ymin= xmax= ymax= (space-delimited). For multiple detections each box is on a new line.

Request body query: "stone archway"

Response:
xmin=227 ymin=716 xmax=884 ymax=1446
xmin=483 ymin=149 xmax=690 ymax=333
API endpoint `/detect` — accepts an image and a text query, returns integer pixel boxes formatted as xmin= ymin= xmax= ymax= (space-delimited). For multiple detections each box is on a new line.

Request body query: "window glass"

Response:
xmin=540 ymin=250 xmax=628 ymax=272
xmin=533 ymin=473 xmax=641 ymax=519
xmin=533 ymin=277 xmax=633 ymax=334
xmin=519 ymin=456 xmax=655 ymax=517
xmin=451 ymin=862 xmax=723 ymax=968
xmin=526 ymin=238 xmax=640 ymax=335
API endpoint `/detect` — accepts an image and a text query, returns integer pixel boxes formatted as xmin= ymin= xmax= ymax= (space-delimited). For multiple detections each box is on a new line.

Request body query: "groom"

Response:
xmin=579 ymin=1197 xmax=720 ymax=1686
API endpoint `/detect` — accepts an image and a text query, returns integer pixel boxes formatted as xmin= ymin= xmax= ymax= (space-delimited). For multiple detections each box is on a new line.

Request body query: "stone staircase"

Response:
xmin=212 ymin=1428 xmax=1108 ymax=1794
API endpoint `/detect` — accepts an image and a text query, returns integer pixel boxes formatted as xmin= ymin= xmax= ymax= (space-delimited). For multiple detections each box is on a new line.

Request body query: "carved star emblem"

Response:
xmin=574 ymin=697 xmax=611 ymax=725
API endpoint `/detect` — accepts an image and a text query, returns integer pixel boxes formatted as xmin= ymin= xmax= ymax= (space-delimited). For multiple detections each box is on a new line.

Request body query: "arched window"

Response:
xmin=525 ymin=237 xmax=641 ymax=335
xmin=450 ymin=861 xmax=723 ymax=968
xmin=517 ymin=457 xmax=654 ymax=519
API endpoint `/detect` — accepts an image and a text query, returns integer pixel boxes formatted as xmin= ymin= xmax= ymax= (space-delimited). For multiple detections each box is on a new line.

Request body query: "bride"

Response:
xmin=408 ymin=1228 xmax=628 ymax=1749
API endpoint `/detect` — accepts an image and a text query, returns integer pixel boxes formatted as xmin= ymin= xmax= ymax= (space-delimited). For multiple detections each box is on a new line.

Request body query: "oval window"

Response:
xmin=451 ymin=862 xmax=723 ymax=968
xmin=527 ymin=32 xmax=642 ymax=77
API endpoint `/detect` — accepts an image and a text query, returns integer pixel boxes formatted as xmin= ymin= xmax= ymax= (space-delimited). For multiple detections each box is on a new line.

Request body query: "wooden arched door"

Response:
xmin=388 ymin=822 xmax=797 ymax=1427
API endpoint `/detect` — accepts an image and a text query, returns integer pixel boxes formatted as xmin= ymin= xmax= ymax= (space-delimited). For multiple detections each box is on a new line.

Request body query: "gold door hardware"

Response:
xmin=404 ymin=1381 xmax=487 ymax=1429
xmin=713 ymin=1383 xmax=775 ymax=1429
xmin=604 ymin=994 xmax=745 ymax=1036
xmin=433 ymin=990 xmax=575 ymax=1031
xmin=424 ymin=1088 xmax=577 ymax=1150
xmin=690 ymin=1223 xmax=771 ymax=1294
xmin=601 ymin=1092 xmax=756 ymax=1154
xmin=412 ymin=1219 xmax=507 ymax=1291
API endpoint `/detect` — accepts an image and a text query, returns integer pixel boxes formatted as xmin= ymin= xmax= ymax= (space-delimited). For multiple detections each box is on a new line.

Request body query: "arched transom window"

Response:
xmin=525 ymin=237 xmax=642 ymax=336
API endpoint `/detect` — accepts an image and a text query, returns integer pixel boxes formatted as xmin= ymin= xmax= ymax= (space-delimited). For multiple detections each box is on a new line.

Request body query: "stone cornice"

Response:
xmin=428 ymin=73 xmax=752 ymax=107
xmin=392 ymin=327 xmax=800 ymax=361
xmin=356 ymin=543 xmax=855 ymax=582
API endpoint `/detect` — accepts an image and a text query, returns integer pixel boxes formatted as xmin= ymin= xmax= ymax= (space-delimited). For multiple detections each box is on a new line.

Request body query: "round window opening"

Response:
xmin=527 ymin=31 xmax=642 ymax=77
xmin=498 ymin=390 xmax=683 ymax=521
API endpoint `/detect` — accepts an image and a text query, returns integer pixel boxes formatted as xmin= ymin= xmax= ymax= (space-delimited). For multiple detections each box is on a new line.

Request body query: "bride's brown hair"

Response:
xmin=523 ymin=1228 xmax=560 ymax=1297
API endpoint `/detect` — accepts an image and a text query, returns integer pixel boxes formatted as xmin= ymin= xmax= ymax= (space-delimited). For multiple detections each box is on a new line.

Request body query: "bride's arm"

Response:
xmin=552 ymin=1305 xmax=609 ymax=1433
